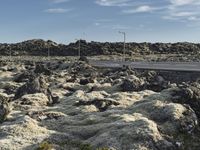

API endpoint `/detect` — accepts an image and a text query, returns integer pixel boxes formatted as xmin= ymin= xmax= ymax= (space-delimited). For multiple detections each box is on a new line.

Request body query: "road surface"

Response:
xmin=89 ymin=60 xmax=200 ymax=72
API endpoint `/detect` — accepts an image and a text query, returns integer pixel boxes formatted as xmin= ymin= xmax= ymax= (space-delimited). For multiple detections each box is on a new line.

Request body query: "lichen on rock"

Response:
xmin=0 ymin=60 xmax=200 ymax=149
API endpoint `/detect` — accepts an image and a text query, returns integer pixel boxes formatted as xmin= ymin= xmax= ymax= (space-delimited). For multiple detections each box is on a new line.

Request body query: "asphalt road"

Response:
xmin=89 ymin=60 xmax=200 ymax=72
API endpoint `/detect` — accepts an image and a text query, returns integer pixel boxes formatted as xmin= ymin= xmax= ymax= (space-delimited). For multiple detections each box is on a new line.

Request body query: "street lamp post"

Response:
xmin=119 ymin=31 xmax=126 ymax=62
xmin=8 ymin=45 xmax=11 ymax=61
xmin=75 ymin=39 xmax=81 ymax=59
xmin=48 ymin=46 xmax=50 ymax=59
xmin=9 ymin=45 xmax=12 ymax=60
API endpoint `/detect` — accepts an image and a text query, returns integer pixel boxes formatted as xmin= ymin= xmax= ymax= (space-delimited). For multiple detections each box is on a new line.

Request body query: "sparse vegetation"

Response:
xmin=36 ymin=141 xmax=53 ymax=150
xmin=1 ymin=57 xmax=200 ymax=150
xmin=96 ymin=148 xmax=110 ymax=150
xmin=58 ymin=140 xmax=93 ymax=150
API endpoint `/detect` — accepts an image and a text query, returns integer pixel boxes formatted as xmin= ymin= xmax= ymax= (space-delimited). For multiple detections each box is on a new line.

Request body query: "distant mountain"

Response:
xmin=0 ymin=39 xmax=200 ymax=56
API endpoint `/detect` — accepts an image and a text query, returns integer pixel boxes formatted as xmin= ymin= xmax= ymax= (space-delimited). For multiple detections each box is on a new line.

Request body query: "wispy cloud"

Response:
xmin=50 ymin=0 xmax=70 ymax=4
xmin=95 ymin=19 xmax=113 ymax=22
xmin=163 ymin=0 xmax=200 ymax=22
xmin=188 ymin=16 xmax=200 ymax=21
xmin=122 ymin=5 xmax=163 ymax=14
xmin=172 ymin=11 xmax=196 ymax=17
xmin=94 ymin=22 xmax=101 ymax=26
xmin=111 ymin=24 xmax=130 ymax=30
xmin=94 ymin=19 xmax=113 ymax=27
xmin=94 ymin=23 xmax=130 ymax=30
xmin=95 ymin=0 xmax=132 ymax=7
xmin=93 ymin=18 xmax=130 ymax=30
xmin=95 ymin=0 xmax=200 ymax=25
xmin=170 ymin=0 xmax=199 ymax=6
xmin=44 ymin=8 xmax=72 ymax=13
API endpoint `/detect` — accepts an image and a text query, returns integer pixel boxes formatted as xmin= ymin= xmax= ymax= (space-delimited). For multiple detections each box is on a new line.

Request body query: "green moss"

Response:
xmin=173 ymin=129 xmax=200 ymax=150
xmin=36 ymin=141 xmax=53 ymax=150
xmin=46 ymin=138 xmax=109 ymax=150
xmin=96 ymin=148 xmax=110 ymax=150
xmin=85 ymin=119 xmax=97 ymax=125
xmin=79 ymin=143 xmax=93 ymax=150
xmin=0 ymin=115 xmax=8 ymax=124
xmin=58 ymin=140 xmax=93 ymax=150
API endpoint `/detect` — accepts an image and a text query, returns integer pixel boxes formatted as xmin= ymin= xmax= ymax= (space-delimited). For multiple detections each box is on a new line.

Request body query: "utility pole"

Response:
xmin=119 ymin=31 xmax=126 ymax=62
xmin=75 ymin=39 xmax=81 ymax=59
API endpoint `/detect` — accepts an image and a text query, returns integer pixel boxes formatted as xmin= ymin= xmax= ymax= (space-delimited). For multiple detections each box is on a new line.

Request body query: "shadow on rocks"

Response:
xmin=34 ymin=63 xmax=52 ymax=76
xmin=14 ymin=70 xmax=37 ymax=82
xmin=120 ymin=71 xmax=170 ymax=93
xmin=14 ymin=76 xmax=59 ymax=105
xmin=172 ymin=82 xmax=200 ymax=120
xmin=74 ymin=98 xmax=120 ymax=112
xmin=0 ymin=94 xmax=10 ymax=123
xmin=79 ymin=56 xmax=89 ymax=63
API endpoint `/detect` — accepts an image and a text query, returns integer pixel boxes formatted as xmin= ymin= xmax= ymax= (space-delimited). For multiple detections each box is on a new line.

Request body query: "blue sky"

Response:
xmin=0 ymin=0 xmax=200 ymax=44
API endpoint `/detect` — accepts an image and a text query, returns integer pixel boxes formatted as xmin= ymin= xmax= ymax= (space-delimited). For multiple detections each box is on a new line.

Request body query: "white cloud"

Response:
xmin=135 ymin=5 xmax=153 ymax=12
xmin=44 ymin=8 xmax=72 ymax=13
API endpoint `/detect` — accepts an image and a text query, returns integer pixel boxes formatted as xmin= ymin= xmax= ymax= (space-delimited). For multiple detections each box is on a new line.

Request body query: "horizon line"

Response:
xmin=1 ymin=38 xmax=200 ymax=45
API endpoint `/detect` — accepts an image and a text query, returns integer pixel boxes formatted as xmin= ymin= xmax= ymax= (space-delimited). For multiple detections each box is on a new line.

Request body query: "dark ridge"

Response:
xmin=1 ymin=39 xmax=200 ymax=56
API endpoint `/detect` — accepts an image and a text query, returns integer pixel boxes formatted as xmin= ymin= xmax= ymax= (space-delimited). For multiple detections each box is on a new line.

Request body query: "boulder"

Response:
xmin=120 ymin=75 xmax=144 ymax=92
xmin=14 ymin=71 xmax=36 ymax=82
xmin=14 ymin=76 xmax=59 ymax=105
xmin=79 ymin=78 xmax=90 ymax=85
xmin=172 ymin=82 xmax=200 ymax=119
xmin=79 ymin=78 xmax=95 ymax=85
xmin=74 ymin=98 xmax=120 ymax=112
xmin=19 ymin=93 xmax=49 ymax=106
xmin=69 ymin=61 xmax=97 ymax=76
xmin=34 ymin=63 xmax=52 ymax=75
xmin=79 ymin=56 xmax=89 ymax=63
xmin=0 ymin=93 xmax=10 ymax=123
xmin=0 ymin=81 xmax=22 ymax=95
xmin=146 ymin=71 xmax=169 ymax=92
xmin=27 ymin=111 xmax=65 ymax=121
xmin=14 ymin=76 xmax=48 ymax=100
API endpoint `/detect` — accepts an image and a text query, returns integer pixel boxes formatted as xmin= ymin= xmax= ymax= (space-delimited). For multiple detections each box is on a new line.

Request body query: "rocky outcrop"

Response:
xmin=34 ymin=63 xmax=52 ymax=76
xmin=120 ymin=75 xmax=144 ymax=92
xmin=74 ymin=98 xmax=120 ymax=112
xmin=145 ymin=71 xmax=170 ymax=92
xmin=14 ymin=76 xmax=58 ymax=105
xmin=172 ymin=82 xmax=200 ymax=120
xmin=79 ymin=56 xmax=89 ymax=63
xmin=14 ymin=70 xmax=36 ymax=82
xmin=0 ymin=93 xmax=10 ymax=123
xmin=1 ymin=39 xmax=200 ymax=57
xmin=1 ymin=60 xmax=200 ymax=149
xmin=18 ymin=93 xmax=50 ymax=106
